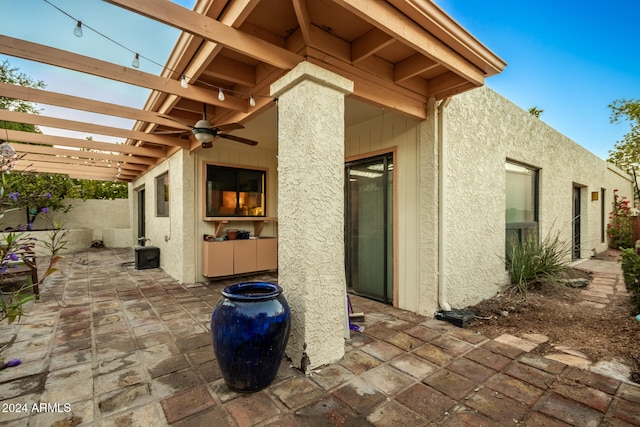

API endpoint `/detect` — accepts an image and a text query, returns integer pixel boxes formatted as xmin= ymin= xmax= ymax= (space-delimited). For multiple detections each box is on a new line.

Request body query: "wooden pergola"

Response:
xmin=0 ymin=0 xmax=505 ymax=182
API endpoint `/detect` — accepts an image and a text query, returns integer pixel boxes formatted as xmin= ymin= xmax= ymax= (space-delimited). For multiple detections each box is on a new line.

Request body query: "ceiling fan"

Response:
xmin=154 ymin=104 xmax=258 ymax=149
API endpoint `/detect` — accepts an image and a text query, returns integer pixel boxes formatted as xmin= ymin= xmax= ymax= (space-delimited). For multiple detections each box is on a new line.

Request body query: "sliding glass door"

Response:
xmin=345 ymin=154 xmax=393 ymax=304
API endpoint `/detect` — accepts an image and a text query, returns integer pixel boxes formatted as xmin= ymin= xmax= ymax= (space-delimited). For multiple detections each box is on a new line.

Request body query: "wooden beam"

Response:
xmin=11 ymin=143 xmax=157 ymax=166
xmin=0 ymin=82 xmax=190 ymax=131
xmin=20 ymin=154 xmax=144 ymax=176
xmin=388 ymin=0 xmax=506 ymax=75
xmin=0 ymin=110 xmax=189 ymax=149
xmin=352 ymin=28 xmax=395 ymax=63
xmin=308 ymin=25 xmax=351 ymax=63
xmin=17 ymin=161 xmax=135 ymax=181
xmin=217 ymin=0 xmax=260 ymax=23
xmin=5 ymin=130 xmax=165 ymax=158
xmin=200 ymin=55 xmax=256 ymax=87
xmin=430 ymin=76 xmax=476 ymax=100
xmin=292 ymin=0 xmax=312 ymax=46
xmin=306 ymin=53 xmax=427 ymax=120
xmin=104 ymin=0 xmax=302 ymax=70
xmin=21 ymin=153 xmax=147 ymax=172
xmin=138 ymin=1 xmax=262 ymax=133
xmin=330 ymin=0 xmax=485 ymax=86
xmin=394 ymin=54 xmax=439 ymax=82
xmin=0 ymin=35 xmax=248 ymax=112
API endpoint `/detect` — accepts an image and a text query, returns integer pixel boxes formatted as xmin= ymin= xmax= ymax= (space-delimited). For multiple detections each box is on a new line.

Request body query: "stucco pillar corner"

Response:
xmin=270 ymin=62 xmax=353 ymax=373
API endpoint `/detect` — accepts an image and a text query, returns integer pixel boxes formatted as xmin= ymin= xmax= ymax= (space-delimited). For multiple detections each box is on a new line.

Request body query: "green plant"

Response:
xmin=0 ymin=232 xmax=36 ymax=324
xmin=607 ymin=189 xmax=634 ymax=249
xmin=0 ymin=169 xmax=68 ymax=325
xmin=0 ymin=216 xmax=67 ymax=325
xmin=38 ymin=215 xmax=68 ymax=280
xmin=619 ymin=248 xmax=640 ymax=313
xmin=506 ymin=231 xmax=571 ymax=295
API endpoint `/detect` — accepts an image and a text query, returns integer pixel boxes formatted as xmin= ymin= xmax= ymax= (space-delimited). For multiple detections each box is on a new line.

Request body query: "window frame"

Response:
xmin=155 ymin=172 xmax=169 ymax=218
xmin=203 ymin=162 xmax=267 ymax=218
xmin=505 ymin=160 xmax=539 ymax=245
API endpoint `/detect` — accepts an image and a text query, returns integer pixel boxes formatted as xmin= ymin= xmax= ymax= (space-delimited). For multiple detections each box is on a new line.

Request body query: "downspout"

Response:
xmin=437 ymin=98 xmax=452 ymax=311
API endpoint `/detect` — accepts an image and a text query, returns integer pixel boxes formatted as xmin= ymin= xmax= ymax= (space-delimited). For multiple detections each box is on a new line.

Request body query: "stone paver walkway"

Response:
xmin=0 ymin=248 xmax=639 ymax=426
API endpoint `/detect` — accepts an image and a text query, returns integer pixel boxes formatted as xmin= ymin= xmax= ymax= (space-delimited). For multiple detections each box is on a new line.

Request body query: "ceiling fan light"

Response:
xmin=192 ymin=119 xmax=215 ymax=143
xmin=194 ymin=132 xmax=215 ymax=143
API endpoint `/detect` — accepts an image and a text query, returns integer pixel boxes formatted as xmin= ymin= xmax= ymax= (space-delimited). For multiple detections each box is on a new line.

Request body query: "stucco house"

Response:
xmin=1 ymin=0 xmax=633 ymax=373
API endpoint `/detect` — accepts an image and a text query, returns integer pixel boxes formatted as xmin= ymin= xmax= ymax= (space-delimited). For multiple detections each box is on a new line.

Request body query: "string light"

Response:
xmin=73 ymin=21 xmax=83 ymax=37
xmin=132 ymin=53 xmax=140 ymax=68
xmin=45 ymin=0 xmax=276 ymax=105
xmin=1 ymin=123 xmax=19 ymax=173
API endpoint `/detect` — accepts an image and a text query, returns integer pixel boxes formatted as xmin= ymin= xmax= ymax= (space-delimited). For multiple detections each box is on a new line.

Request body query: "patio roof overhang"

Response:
xmin=0 ymin=0 xmax=505 ymax=182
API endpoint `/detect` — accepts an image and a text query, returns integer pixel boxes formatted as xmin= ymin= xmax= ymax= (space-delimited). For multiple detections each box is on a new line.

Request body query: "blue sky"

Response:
xmin=1 ymin=0 xmax=196 ymax=142
xmin=436 ymin=0 xmax=640 ymax=160
xmin=1 ymin=0 xmax=638 ymax=159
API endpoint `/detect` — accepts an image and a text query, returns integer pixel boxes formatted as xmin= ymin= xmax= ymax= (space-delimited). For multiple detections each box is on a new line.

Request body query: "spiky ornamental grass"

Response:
xmin=506 ymin=231 xmax=571 ymax=295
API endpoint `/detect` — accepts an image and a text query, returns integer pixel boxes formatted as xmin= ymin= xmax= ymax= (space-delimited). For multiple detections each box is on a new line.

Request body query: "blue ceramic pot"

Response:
xmin=211 ymin=282 xmax=291 ymax=392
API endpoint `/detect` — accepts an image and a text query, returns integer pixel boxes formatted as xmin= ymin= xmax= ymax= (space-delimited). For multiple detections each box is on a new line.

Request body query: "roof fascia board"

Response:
xmin=330 ymin=0 xmax=485 ymax=86
xmin=388 ymin=0 xmax=507 ymax=75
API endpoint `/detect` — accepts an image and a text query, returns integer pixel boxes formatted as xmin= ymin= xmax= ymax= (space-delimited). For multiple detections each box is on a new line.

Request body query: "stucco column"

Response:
xmin=271 ymin=62 xmax=353 ymax=373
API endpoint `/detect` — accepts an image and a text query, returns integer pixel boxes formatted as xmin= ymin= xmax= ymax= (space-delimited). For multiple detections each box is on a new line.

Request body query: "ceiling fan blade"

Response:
xmin=218 ymin=134 xmax=258 ymax=146
xmin=213 ymin=123 xmax=244 ymax=132
xmin=149 ymin=130 xmax=188 ymax=135
xmin=155 ymin=114 xmax=193 ymax=130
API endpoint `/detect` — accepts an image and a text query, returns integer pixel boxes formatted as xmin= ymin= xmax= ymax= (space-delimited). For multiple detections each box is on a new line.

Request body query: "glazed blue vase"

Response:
xmin=211 ymin=282 xmax=291 ymax=392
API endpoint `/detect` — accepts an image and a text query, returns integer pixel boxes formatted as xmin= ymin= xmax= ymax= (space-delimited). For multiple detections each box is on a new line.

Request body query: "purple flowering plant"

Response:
xmin=0 ymin=170 xmax=68 ymax=326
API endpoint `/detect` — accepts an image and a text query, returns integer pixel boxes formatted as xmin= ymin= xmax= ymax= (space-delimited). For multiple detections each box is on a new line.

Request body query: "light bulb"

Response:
xmin=181 ymin=75 xmax=188 ymax=89
xmin=132 ymin=53 xmax=140 ymax=68
xmin=218 ymin=87 xmax=225 ymax=101
xmin=74 ymin=21 xmax=83 ymax=38
xmin=249 ymin=95 xmax=256 ymax=107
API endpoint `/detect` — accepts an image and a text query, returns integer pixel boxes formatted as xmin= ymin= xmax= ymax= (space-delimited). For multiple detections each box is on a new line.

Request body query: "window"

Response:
xmin=505 ymin=161 xmax=538 ymax=247
xmin=205 ymin=164 xmax=265 ymax=217
xmin=156 ymin=172 xmax=169 ymax=217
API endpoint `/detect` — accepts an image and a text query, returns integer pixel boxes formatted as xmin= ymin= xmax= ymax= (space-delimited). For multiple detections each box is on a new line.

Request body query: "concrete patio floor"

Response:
xmin=0 ymin=247 xmax=639 ymax=426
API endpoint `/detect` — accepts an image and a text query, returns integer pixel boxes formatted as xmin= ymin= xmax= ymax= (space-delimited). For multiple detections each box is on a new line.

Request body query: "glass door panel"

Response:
xmin=345 ymin=154 xmax=393 ymax=304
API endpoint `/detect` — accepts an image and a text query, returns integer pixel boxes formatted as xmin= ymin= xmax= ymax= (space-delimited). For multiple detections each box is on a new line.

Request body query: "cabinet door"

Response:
xmin=233 ymin=240 xmax=257 ymax=274
xmin=256 ymin=238 xmax=278 ymax=271
xmin=202 ymin=241 xmax=234 ymax=277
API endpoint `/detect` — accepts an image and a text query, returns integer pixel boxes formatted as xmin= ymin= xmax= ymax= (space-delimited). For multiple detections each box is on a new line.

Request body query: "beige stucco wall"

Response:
xmin=131 ymin=149 xmax=196 ymax=283
xmin=0 ymin=199 xmax=129 ymax=233
xmin=124 ymin=85 xmax=631 ymax=323
xmin=0 ymin=198 xmax=131 ymax=247
xmin=441 ymin=86 xmax=633 ymax=310
xmin=345 ymin=87 xmax=633 ymax=316
xmin=194 ymin=142 xmax=279 ymax=282
xmin=272 ymin=62 xmax=352 ymax=372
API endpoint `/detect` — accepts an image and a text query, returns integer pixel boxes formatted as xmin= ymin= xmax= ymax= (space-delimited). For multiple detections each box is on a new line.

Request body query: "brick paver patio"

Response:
xmin=0 ymin=248 xmax=639 ymax=426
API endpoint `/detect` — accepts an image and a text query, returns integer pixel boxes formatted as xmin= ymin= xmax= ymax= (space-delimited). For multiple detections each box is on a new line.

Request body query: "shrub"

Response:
xmin=0 ymin=232 xmax=37 ymax=324
xmin=506 ymin=231 xmax=571 ymax=295
xmin=619 ymin=248 xmax=640 ymax=313
xmin=607 ymin=189 xmax=634 ymax=249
